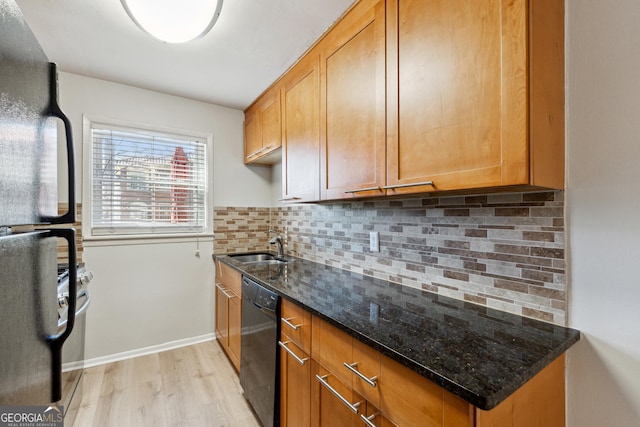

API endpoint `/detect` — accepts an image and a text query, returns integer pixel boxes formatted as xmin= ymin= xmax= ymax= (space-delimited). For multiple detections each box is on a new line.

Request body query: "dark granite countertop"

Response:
xmin=214 ymin=252 xmax=580 ymax=410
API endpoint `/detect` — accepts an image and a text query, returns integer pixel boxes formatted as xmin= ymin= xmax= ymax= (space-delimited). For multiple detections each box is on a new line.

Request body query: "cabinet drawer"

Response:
xmin=380 ymin=354 xmax=471 ymax=427
xmin=215 ymin=260 xmax=242 ymax=295
xmin=281 ymin=298 xmax=312 ymax=353
xmin=351 ymin=338 xmax=381 ymax=408
xmin=312 ymin=315 xmax=353 ymax=386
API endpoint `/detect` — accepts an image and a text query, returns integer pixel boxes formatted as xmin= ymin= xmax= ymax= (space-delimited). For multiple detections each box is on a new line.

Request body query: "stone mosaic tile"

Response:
xmin=213 ymin=191 xmax=567 ymax=325
xmin=213 ymin=206 xmax=272 ymax=253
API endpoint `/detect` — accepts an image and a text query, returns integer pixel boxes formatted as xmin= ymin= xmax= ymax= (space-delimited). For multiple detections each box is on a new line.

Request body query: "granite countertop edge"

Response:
xmin=213 ymin=252 xmax=580 ymax=411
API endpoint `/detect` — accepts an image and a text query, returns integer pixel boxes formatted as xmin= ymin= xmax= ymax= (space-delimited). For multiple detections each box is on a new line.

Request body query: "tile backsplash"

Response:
xmin=213 ymin=207 xmax=272 ymax=253
xmin=214 ymin=191 xmax=566 ymax=325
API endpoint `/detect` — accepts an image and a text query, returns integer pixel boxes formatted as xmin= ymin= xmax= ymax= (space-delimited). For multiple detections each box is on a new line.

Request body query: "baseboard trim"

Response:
xmin=79 ymin=333 xmax=216 ymax=369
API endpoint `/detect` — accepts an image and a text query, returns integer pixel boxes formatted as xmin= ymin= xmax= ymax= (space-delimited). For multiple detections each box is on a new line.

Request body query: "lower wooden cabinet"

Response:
xmin=474 ymin=354 xmax=566 ymax=427
xmin=280 ymin=335 xmax=311 ymax=427
xmin=311 ymin=314 xmax=469 ymax=427
xmin=214 ymin=260 xmax=242 ymax=371
xmin=380 ymin=354 xmax=471 ymax=427
xmin=312 ymin=362 xmax=363 ymax=427
xmin=214 ymin=284 xmax=229 ymax=345
xmin=287 ymin=311 xmax=567 ymax=427
xmin=362 ymin=403 xmax=398 ymax=427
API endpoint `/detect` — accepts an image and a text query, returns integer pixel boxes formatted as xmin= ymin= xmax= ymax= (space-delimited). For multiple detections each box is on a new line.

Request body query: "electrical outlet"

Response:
xmin=369 ymin=231 xmax=380 ymax=252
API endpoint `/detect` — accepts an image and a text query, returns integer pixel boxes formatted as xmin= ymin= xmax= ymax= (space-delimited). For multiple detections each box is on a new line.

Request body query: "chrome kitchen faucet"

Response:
xmin=268 ymin=229 xmax=285 ymax=259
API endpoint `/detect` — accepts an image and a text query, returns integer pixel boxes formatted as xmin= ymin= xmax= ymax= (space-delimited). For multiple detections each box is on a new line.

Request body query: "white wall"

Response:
xmin=59 ymin=73 xmax=271 ymax=360
xmin=566 ymin=0 xmax=640 ymax=425
xmin=271 ymin=161 xmax=284 ymax=206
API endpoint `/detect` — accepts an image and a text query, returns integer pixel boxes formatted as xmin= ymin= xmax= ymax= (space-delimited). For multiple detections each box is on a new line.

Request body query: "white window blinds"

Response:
xmin=90 ymin=124 xmax=207 ymax=236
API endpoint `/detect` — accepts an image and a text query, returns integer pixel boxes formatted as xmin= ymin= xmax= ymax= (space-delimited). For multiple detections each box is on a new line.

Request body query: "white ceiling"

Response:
xmin=16 ymin=0 xmax=356 ymax=110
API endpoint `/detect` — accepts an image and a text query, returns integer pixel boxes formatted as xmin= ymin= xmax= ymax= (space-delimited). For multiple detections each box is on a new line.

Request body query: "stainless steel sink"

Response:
xmin=228 ymin=252 xmax=288 ymax=265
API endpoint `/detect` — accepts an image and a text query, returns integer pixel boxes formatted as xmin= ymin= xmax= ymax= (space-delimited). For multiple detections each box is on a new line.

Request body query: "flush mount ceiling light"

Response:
xmin=121 ymin=0 xmax=223 ymax=44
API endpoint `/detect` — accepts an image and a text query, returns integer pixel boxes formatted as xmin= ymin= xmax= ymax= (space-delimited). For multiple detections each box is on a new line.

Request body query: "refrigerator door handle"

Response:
xmin=45 ymin=228 xmax=77 ymax=402
xmin=41 ymin=63 xmax=76 ymax=225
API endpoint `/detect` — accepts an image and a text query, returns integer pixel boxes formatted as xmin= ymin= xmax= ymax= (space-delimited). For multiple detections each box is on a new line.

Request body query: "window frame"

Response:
xmin=82 ymin=115 xmax=213 ymax=241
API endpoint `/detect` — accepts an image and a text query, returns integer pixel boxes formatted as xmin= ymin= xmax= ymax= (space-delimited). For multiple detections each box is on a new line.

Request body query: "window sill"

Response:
xmin=83 ymin=232 xmax=214 ymax=247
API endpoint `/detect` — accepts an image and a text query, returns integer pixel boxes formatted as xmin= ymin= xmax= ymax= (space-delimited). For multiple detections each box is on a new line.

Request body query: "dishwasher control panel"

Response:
xmin=242 ymin=276 xmax=279 ymax=312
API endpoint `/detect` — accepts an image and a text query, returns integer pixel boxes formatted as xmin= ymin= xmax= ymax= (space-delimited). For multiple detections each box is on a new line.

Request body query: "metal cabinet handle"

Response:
xmin=315 ymin=374 xmax=361 ymax=414
xmin=246 ymin=146 xmax=268 ymax=159
xmin=216 ymin=283 xmax=236 ymax=299
xmin=281 ymin=317 xmax=301 ymax=331
xmin=278 ymin=341 xmax=308 ymax=366
xmin=382 ymin=181 xmax=434 ymax=190
xmin=343 ymin=362 xmax=378 ymax=388
xmin=360 ymin=413 xmax=380 ymax=427
xmin=246 ymin=144 xmax=274 ymax=159
xmin=344 ymin=186 xmax=382 ymax=194
xmin=279 ymin=196 xmax=301 ymax=202
xmin=42 ymin=63 xmax=75 ymax=224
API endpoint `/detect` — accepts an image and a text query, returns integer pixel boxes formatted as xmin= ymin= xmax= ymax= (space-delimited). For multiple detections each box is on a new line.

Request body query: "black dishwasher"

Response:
xmin=240 ymin=276 xmax=280 ymax=427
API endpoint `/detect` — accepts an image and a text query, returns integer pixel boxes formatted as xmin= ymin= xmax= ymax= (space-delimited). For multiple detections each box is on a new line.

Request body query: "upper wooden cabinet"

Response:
xmin=245 ymin=0 xmax=564 ymax=199
xmin=385 ymin=0 xmax=564 ymax=196
xmin=319 ymin=0 xmax=387 ymax=200
xmin=243 ymin=86 xmax=282 ymax=165
xmin=281 ymin=51 xmax=322 ymax=203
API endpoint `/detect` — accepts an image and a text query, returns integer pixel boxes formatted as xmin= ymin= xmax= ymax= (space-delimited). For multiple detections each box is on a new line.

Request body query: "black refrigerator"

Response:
xmin=0 ymin=0 xmax=78 ymax=406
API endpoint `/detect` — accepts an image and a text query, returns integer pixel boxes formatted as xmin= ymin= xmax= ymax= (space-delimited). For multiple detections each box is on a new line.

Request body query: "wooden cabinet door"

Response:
xmin=351 ymin=338 xmax=381 ymax=409
xmin=215 ymin=284 xmax=229 ymax=347
xmin=244 ymin=109 xmax=262 ymax=163
xmin=227 ymin=289 xmax=241 ymax=371
xmin=312 ymin=362 xmax=361 ymax=427
xmin=260 ymin=90 xmax=282 ymax=155
xmin=281 ymin=52 xmax=321 ymax=202
xmin=386 ymin=0 xmax=525 ymax=195
xmin=244 ymin=87 xmax=283 ymax=165
xmin=320 ymin=0 xmax=386 ymax=200
xmin=312 ymin=315 xmax=354 ymax=386
xmin=475 ymin=355 xmax=565 ymax=427
xmin=215 ymin=261 xmax=242 ymax=371
xmin=362 ymin=403 xmax=399 ymax=427
xmin=280 ymin=335 xmax=311 ymax=427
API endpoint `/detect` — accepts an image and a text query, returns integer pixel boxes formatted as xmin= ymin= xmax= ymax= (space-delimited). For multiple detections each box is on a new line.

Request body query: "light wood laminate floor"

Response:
xmin=73 ymin=340 xmax=260 ymax=427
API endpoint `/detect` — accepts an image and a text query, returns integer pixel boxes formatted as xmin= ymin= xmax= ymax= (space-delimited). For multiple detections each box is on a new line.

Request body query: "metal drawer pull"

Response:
xmin=278 ymin=341 xmax=308 ymax=366
xmin=246 ymin=146 xmax=269 ymax=158
xmin=360 ymin=413 xmax=380 ymax=427
xmin=344 ymin=186 xmax=382 ymax=194
xmin=382 ymin=181 xmax=434 ymax=190
xmin=344 ymin=362 xmax=378 ymax=387
xmin=281 ymin=317 xmax=301 ymax=331
xmin=279 ymin=196 xmax=301 ymax=202
xmin=216 ymin=284 xmax=236 ymax=299
xmin=315 ymin=374 xmax=361 ymax=414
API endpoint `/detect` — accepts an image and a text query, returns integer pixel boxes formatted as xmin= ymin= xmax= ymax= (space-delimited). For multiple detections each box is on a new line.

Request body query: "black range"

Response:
xmin=214 ymin=253 xmax=580 ymax=410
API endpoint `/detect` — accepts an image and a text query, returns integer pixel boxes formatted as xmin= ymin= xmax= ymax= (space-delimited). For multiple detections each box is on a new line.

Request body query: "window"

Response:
xmin=87 ymin=120 xmax=208 ymax=236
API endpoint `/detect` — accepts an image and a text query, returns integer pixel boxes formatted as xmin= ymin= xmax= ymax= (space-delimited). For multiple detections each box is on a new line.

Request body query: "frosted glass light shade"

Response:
xmin=121 ymin=0 xmax=223 ymax=43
